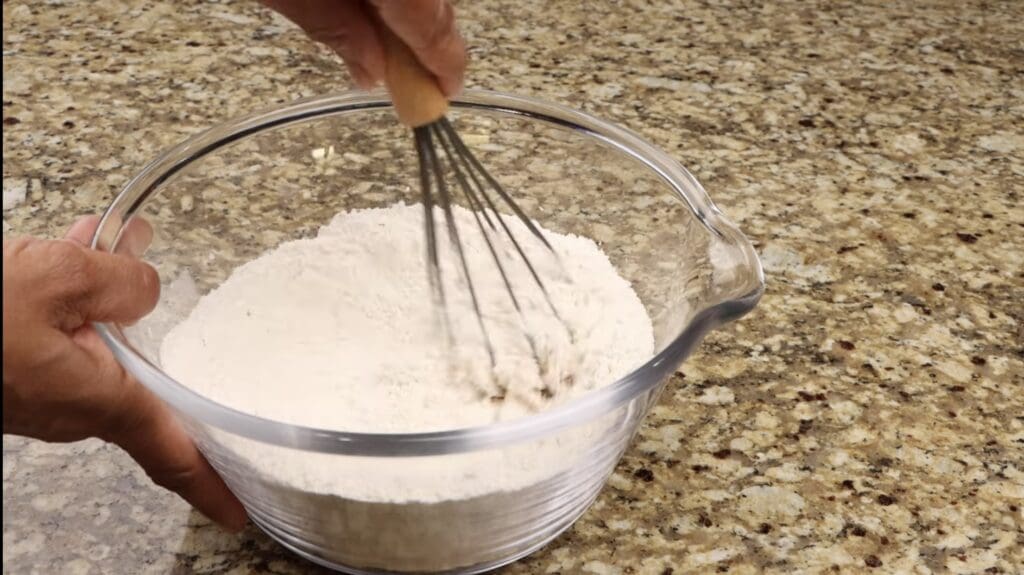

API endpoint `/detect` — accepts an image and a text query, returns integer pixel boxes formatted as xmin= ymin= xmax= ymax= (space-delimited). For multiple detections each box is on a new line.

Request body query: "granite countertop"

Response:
xmin=3 ymin=0 xmax=1022 ymax=573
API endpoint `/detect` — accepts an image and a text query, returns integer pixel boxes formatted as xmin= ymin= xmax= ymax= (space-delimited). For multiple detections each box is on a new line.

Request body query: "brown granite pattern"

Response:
xmin=3 ymin=0 xmax=1023 ymax=573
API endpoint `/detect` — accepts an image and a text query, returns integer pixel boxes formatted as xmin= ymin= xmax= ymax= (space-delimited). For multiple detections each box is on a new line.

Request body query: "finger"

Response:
xmin=43 ymin=241 xmax=160 ymax=327
xmin=75 ymin=249 xmax=160 ymax=324
xmin=65 ymin=215 xmax=154 ymax=258
xmin=97 ymin=358 xmax=248 ymax=532
xmin=65 ymin=215 xmax=102 ymax=245
xmin=371 ymin=0 xmax=466 ymax=96
xmin=119 ymin=395 xmax=249 ymax=532
xmin=262 ymin=0 xmax=385 ymax=87
xmin=115 ymin=218 xmax=154 ymax=258
xmin=69 ymin=328 xmax=247 ymax=531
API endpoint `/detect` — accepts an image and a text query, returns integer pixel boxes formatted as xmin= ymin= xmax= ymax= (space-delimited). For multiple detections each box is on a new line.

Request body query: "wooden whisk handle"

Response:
xmin=380 ymin=28 xmax=449 ymax=128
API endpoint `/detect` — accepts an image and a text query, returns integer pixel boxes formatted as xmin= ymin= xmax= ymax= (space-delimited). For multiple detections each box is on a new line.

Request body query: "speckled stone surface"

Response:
xmin=4 ymin=0 xmax=1023 ymax=573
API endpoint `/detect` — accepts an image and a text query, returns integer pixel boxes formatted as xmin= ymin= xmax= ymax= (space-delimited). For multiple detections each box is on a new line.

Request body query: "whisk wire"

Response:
xmin=439 ymin=118 xmax=554 ymax=251
xmin=388 ymin=36 xmax=572 ymax=402
xmin=421 ymin=125 xmax=497 ymax=368
xmin=431 ymin=123 xmax=548 ymax=372
xmin=436 ymin=119 xmax=568 ymax=326
xmin=434 ymin=127 xmax=498 ymax=232
xmin=414 ymin=127 xmax=444 ymax=307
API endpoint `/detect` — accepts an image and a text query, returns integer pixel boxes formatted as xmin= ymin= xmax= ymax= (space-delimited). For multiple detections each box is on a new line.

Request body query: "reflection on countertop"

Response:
xmin=3 ymin=0 xmax=1022 ymax=573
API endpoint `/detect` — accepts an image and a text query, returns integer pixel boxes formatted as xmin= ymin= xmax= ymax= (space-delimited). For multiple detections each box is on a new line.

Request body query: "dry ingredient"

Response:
xmin=159 ymin=202 xmax=654 ymax=570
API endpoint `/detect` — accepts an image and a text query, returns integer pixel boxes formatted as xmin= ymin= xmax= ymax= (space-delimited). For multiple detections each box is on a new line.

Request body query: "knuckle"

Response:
xmin=101 ymin=377 xmax=149 ymax=440
xmin=3 ymin=238 xmax=39 ymax=287
xmin=3 ymin=236 xmax=37 ymax=260
xmin=150 ymin=463 xmax=202 ymax=493
xmin=45 ymin=241 xmax=94 ymax=294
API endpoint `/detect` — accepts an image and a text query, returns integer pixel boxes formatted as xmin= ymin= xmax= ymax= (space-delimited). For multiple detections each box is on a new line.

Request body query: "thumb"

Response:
xmin=74 ymin=248 xmax=160 ymax=324
xmin=105 ymin=376 xmax=248 ymax=532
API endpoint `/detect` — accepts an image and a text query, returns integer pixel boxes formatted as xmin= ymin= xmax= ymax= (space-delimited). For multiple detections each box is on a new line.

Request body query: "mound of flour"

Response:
xmin=159 ymin=202 xmax=653 ymax=571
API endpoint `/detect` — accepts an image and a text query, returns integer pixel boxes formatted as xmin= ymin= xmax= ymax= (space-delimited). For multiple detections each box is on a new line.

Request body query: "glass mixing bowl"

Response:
xmin=92 ymin=90 xmax=764 ymax=574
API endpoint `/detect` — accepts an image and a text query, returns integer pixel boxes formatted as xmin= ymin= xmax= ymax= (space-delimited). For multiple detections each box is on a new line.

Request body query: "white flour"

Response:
xmin=159 ymin=202 xmax=654 ymax=570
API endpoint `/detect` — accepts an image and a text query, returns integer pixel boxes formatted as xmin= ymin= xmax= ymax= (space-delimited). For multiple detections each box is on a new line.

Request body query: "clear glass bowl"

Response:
xmin=92 ymin=90 xmax=764 ymax=574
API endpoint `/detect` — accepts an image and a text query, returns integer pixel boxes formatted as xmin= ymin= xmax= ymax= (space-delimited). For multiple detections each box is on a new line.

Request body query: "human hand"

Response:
xmin=2 ymin=216 xmax=247 ymax=532
xmin=262 ymin=0 xmax=467 ymax=97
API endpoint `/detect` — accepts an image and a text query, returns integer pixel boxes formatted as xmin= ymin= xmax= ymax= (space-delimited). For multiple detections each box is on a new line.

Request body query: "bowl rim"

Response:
xmin=93 ymin=89 xmax=764 ymax=456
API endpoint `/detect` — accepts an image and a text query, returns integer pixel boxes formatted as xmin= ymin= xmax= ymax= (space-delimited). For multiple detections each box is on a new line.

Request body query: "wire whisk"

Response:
xmin=381 ymin=31 xmax=572 ymax=403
